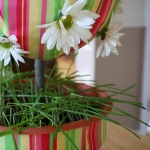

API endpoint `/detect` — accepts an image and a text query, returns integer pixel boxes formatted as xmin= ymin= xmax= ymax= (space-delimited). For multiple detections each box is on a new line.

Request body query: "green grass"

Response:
xmin=0 ymin=61 xmax=149 ymax=143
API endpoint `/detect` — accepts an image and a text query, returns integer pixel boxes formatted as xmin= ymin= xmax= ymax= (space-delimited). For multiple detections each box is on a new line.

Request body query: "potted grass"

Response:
xmin=0 ymin=0 xmax=149 ymax=150
xmin=0 ymin=76 xmax=113 ymax=150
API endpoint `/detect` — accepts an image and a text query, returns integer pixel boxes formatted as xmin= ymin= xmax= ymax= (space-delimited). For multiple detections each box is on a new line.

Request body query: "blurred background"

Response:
xmin=56 ymin=0 xmax=150 ymax=137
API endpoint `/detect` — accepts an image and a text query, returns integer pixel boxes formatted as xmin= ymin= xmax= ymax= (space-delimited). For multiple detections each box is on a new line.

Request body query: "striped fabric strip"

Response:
xmin=70 ymin=129 xmax=76 ymax=150
xmin=0 ymin=0 xmax=120 ymax=61
xmin=0 ymin=17 xmax=5 ymax=35
xmin=0 ymin=1 xmax=8 ymax=36
xmin=53 ymin=136 xmax=57 ymax=150
xmin=0 ymin=135 xmax=5 ymax=150
xmin=101 ymin=119 xmax=107 ymax=145
xmin=4 ymin=134 xmax=18 ymax=150
xmin=22 ymin=0 xmax=29 ymax=58
xmin=0 ymin=119 xmax=107 ymax=150
xmin=57 ymin=131 xmax=65 ymax=150
xmin=75 ymin=127 xmax=82 ymax=149
xmin=87 ymin=123 xmax=93 ymax=150
xmin=18 ymin=134 xmax=30 ymax=150
xmin=42 ymin=134 xmax=50 ymax=150
xmin=81 ymin=126 xmax=86 ymax=150
xmin=50 ymin=134 xmax=54 ymax=150
xmin=29 ymin=134 xmax=35 ymax=150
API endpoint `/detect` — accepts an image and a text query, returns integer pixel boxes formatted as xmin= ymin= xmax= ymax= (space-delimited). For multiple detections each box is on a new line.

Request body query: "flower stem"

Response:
xmin=34 ymin=59 xmax=45 ymax=102
xmin=0 ymin=60 xmax=4 ymax=125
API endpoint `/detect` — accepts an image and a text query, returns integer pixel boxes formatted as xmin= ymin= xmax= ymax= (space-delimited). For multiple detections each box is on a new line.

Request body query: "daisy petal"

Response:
xmin=106 ymin=47 xmax=111 ymax=56
xmin=47 ymin=28 xmax=59 ymax=50
xmin=8 ymin=35 xmax=17 ymax=43
xmin=37 ymin=22 xmax=56 ymax=28
xmin=74 ymin=17 xmax=95 ymax=26
xmin=73 ymin=44 xmax=79 ymax=51
xmin=11 ymin=49 xmax=25 ymax=65
xmin=63 ymin=44 xmax=70 ymax=55
xmin=14 ymin=48 xmax=29 ymax=54
xmin=96 ymin=42 xmax=103 ymax=58
xmin=71 ymin=0 xmax=87 ymax=12
xmin=66 ymin=34 xmax=74 ymax=47
xmin=56 ymin=32 xmax=63 ymax=50
xmin=4 ymin=56 xmax=10 ymax=66
xmin=69 ymin=29 xmax=80 ymax=44
xmin=108 ymin=38 xmax=117 ymax=47
xmin=101 ymin=49 xmax=106 ymax=58
xmin=59 ymin=20 xmax=67 ymax=35
xmin=62 ymin=0 xmax=69 ymax=14
xmin=41 ymin=24 xmax=57 ymax=44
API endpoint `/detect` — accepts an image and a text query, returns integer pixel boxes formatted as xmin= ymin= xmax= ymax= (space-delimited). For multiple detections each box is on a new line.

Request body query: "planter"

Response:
xmin=0 ymin=118 xmax=109 ymax=150
xmin=0 ymin=83 xmax=112 ymax=150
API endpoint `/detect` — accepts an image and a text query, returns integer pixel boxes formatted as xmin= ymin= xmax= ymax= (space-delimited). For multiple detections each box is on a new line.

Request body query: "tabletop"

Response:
xmin=100 ymin=122 xmax=150 ymax=150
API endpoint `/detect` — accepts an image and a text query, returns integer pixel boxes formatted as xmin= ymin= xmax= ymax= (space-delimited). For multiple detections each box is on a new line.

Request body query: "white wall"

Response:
xmin=75 ymin=40 xmax=96 ymax=85
xmin=114 ymin=0 xmax=146 ymax=27
xmin=138 ymin=0 xmax=150 ymax=135
xmin=114 ymin=0 xmax=150 ymax=135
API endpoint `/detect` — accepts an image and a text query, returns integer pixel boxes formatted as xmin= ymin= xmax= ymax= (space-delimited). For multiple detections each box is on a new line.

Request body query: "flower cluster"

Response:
xmin=0 ymin=0 xmax=125 ymax=66
xmin=38 ymin=0 xmax=125 ymax=58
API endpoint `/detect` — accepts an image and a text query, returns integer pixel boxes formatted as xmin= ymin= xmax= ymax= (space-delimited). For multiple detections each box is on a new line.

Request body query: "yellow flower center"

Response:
xmin=0 ymin=42 xmax=12 ymax=49
xmin=60 ymin=15 xmax=73 ymax=30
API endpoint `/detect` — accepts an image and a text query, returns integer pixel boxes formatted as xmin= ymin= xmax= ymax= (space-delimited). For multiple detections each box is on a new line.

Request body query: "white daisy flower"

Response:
xmin=0 ymin=35 xmax=29 ymax=66
xmin=37 ymin=0 xmax=100 ymax=55
xmin=96 ymin=16 xmax=125 ymax=58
